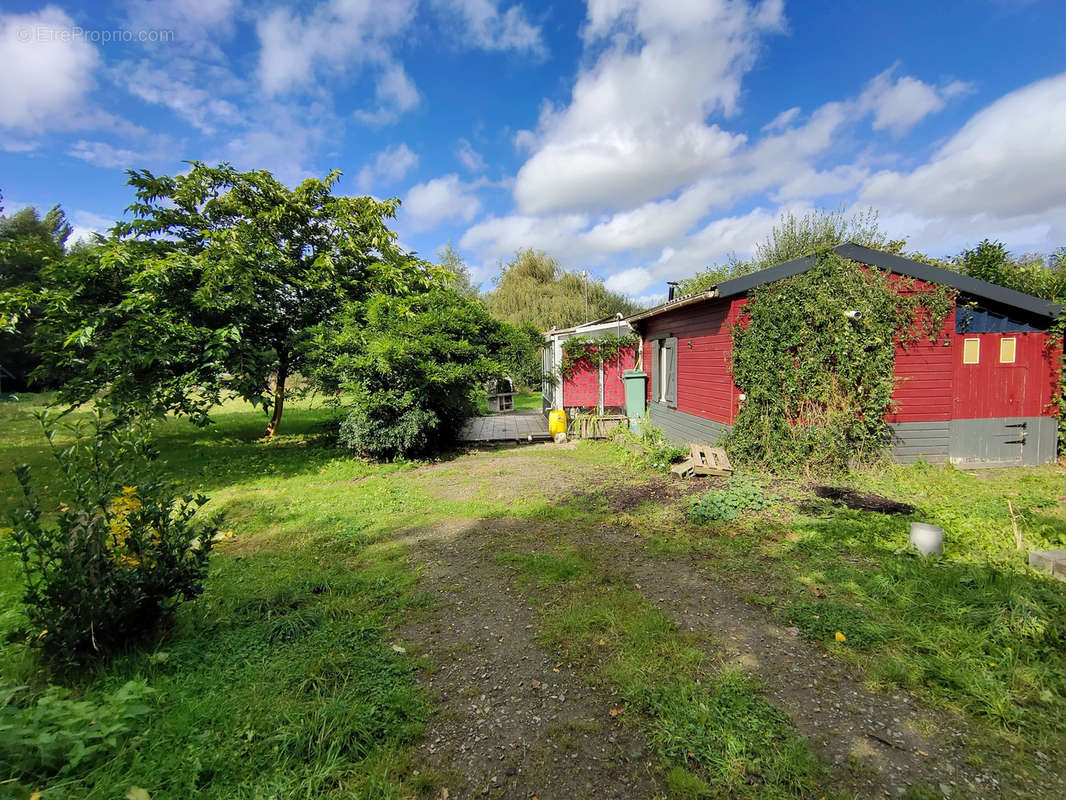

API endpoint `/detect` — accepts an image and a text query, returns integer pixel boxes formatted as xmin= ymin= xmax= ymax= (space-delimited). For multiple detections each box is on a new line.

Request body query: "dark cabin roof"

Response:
xmin=628 ymin=242 xmax=1063 ymax=323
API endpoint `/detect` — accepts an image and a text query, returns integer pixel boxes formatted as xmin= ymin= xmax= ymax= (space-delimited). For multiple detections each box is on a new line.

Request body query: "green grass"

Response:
xmin=646 ymin=458 xmax=1066 ymax=760
xmin=496 ymin=545 xmax=825 ymax=799
xmin=0 ymin=395 xmax=433 ymax=799
xmin=475 ymin=388 xmax=542 ymax=415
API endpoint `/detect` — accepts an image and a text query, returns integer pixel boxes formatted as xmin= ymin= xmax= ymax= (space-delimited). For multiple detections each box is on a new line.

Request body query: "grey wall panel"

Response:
xmin=888 ymin=422 xmax=951 ymax=464
xmin=949 ymin=417 xmax=1057 ymax=467
xmin=649 ymin=403 xmax=730 ymax=445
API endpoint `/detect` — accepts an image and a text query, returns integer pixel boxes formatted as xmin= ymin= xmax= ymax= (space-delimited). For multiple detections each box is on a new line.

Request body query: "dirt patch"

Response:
xmin=813 ymin=486 xmax=916 ymax=515
xmin=566 ymin=475 xmax=714 ymax=513
xmin=396 ymin=520 xmax=663 ymax=800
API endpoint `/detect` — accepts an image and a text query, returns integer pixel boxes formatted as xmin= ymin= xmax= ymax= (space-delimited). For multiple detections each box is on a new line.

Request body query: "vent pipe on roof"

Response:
xmin=667 ymin=281 xmax=679 ymax=301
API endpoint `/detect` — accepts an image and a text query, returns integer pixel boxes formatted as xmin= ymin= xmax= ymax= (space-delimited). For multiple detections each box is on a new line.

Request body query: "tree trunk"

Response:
xmin=262 ymin=350 xmax=288 ymax=438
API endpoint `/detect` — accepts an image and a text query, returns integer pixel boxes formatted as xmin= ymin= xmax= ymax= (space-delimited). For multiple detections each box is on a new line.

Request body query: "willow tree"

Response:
xmin=25 ymin=163 xmax=428 ymax=436
xmin=484 ymin=248 xmax=639 ymax=330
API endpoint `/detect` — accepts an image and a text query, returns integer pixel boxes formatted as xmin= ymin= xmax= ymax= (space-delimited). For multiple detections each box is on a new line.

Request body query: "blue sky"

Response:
xmin=3 ymin=0 xmax=1065 ymax=304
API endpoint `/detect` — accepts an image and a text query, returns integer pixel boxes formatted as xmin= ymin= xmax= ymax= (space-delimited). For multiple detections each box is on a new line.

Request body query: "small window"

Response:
xmin=658 ymin=342 xmax=667 ymax=402
xmin=962 ymin=338 xmax=980 ymax=364
xmin=999 ymin=337 xmax=1017 ymax=364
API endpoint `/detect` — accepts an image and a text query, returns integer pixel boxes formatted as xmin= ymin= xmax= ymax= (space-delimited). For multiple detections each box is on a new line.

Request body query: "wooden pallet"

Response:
xmin=669 ymin=445 xmax=732 ymax=478
xmin=689 ymin=444 xmax=732 ymax=476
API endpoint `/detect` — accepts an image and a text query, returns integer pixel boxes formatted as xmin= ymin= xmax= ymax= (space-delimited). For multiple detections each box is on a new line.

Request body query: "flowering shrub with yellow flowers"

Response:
xmin=6 ymin=412 xmax=220 ymax=664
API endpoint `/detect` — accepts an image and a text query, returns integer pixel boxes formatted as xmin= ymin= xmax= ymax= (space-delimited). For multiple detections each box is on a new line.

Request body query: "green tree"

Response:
xmin=19 ymin=163 xmax=434 ymax=436
xmin=437 ymin=242 xmax=480 ymax=299
xmin=677 ymin=208 xmax=895 ymax=296
xmin=307 ymin=285 xmax=529 ymax=459
xmin=0 ymin=205 xmax=72 ymax=390
xmin=952 ymin=239 xmax=1066 ymax=303
xmin=484 ymin=248 xmax=639 ymax=330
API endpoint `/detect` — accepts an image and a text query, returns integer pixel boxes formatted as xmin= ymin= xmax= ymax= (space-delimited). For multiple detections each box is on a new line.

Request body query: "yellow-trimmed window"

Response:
xmin=962 ymin=338 xmax=980 ymax=364
xmin=999 ymin=337 xmax=1017 ymax=364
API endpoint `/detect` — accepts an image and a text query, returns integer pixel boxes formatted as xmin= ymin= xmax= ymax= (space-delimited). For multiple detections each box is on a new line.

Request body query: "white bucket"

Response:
xmin=909 ymin=522 xmax=944 ymax=557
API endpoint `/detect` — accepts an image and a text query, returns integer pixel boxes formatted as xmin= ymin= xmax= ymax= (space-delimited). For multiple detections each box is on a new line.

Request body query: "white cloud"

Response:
xmin=256 ymin=0 xmax=416 ymax=96
xmin=512 ymin=0 xmax=784 ymax=215
xmin=121 ymin=61 xmax=241 ymax=134
xmin=762 ymin=106 xmax=800 ymax=132
xmin=0 ymin=7 xmax=100 ymax=131
xmin=861 ymin=71 xmax=1066 ymax=235
xmin=69 ymin=209 xmax=116 ymax=243
xmin=68 ymin=136 xmax=179 ymax=169
xmin=357 ymin=143 xmax=419 ymax=191
xmin=354 ymin=62 xmax=421 ymax=125
xmin=403 ymin=174 xmax=483 ymax=231
xmin=126 ymin=0 xmax=239 ymax=39
xmin=858 ymin=65 xmax=971 ymax=136
xmin=461 ymin=212 xmax=590 ymax=261
xmin=433 ymin=0 xmax=544 ymax=54
xmin=456 ymin=138 xmax=487 ymax=172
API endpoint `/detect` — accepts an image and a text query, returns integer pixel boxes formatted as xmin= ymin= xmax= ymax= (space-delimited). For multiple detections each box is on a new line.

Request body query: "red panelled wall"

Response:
xmin=640 ymin=287 xmax=1060 ymax=425
xmin=562 ymin=348 xmax=637 ymax=409
xmin=642 ymin=297 xmax=745 ymax=425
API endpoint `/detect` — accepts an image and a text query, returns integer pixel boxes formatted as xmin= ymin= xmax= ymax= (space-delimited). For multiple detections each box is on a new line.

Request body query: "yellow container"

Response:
xmin=548 ymin=409 xmax=567 ymax=436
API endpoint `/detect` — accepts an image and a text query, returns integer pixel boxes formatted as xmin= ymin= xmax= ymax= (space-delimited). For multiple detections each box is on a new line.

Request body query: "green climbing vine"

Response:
xmin=727 ymin=251 xmax=955 ymax=473
xmin=560 ymin=333 xmax=639 ymax=379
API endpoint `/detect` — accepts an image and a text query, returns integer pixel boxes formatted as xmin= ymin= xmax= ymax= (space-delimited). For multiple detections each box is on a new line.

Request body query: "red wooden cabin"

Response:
xmin=627 ymin=243 xmax=1062 ymax=467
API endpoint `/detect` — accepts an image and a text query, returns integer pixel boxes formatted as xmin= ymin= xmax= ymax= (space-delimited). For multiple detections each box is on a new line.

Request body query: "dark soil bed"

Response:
xmin=813 ymin=485 xmax=916 ymax=515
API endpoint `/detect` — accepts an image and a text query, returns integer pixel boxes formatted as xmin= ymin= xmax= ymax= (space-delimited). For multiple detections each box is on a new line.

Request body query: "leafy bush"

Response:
xmin=311 ymin=286 xmax=535 ymax=460
xmin=7 ymin=413 xmax=219 ymax=664
xmin=0 ymin=679 xmax=154 ymax=784
xmin=687 ymin=476 xmax=773 ymax=523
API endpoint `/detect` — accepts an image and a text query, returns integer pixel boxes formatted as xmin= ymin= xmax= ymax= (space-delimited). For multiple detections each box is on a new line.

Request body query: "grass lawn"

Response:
xmin=2 ymin=394 xmax=1066 ymax=798
xmin=475 ymin=388 xmax=542 ymax=415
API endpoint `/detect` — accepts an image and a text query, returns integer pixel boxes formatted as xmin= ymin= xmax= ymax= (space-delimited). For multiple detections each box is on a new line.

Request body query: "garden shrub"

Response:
xmin=7 ymin=413 xmax=219 ymax=664
xmin=687 ymin=476 xmax=773 ymax=523
xmin=310 ymin=286 xmax=534 ymax=460
xmin=0 ymin=679 xmax=154 ymax=784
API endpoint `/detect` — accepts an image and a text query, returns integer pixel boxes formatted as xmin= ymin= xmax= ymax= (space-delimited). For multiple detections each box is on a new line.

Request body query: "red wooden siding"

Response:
xmin=643 ymin=297 xmax=743 ymax=425
xmin=887 ymin=309 xmax=955 ymax=423
xmin=563 ymin=357 xmax=599 ymax=408
xmin=952 ymin=332 xmax=1059 ymax=418
xmin=640 ymin=282 xmax=1060 ymax=426
xmin=602 ymin=351 xmax=633 ymax=407
xmin=562 ymin=348 xmax=636 ymax=409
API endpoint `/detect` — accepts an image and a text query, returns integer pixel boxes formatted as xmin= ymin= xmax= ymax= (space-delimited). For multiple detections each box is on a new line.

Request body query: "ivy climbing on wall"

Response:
xmin=727 ymin=251 xmax=955 ymax=473
xmin=560 ymin=333 xmax=639 ymax=379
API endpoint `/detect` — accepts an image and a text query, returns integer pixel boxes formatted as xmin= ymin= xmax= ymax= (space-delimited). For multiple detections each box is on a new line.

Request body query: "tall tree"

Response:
xmin=0 ymin=204 xmax=72 ymax=390
xmin=22 ymin=163 xmax=434 ymax=436
xmin=677 ymin=208 xmax=896 ymax=295
xmin=437 ymin=243 xmax=480 ymax=299
xmin=484 ymin=248 xmax=639 ymax=330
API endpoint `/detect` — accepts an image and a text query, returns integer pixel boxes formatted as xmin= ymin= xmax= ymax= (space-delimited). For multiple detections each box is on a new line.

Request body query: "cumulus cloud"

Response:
xmin=858 ymin=65 xmax=971 ymax=136
xmin=860 ymin=71 xmax=1066 ymax=251
xmin=357 ymin=143 xmax=419 ymax=191
xmin=121 ymin=61 xmax=242 ymax=134
xmin=404 ymin=174 xmax=483 ymax=231
xmin=256 ymin=0 xmax=416 ymax=96
xmin=433 ymin=0 xmax=544 ymax=54
xmin=0 ymin=7 xmax=100 ymax=131
xmin=511 ymin=0 xmax=785 ymax=215
xmin=68 ymin=136 xmax=179 ymax=169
